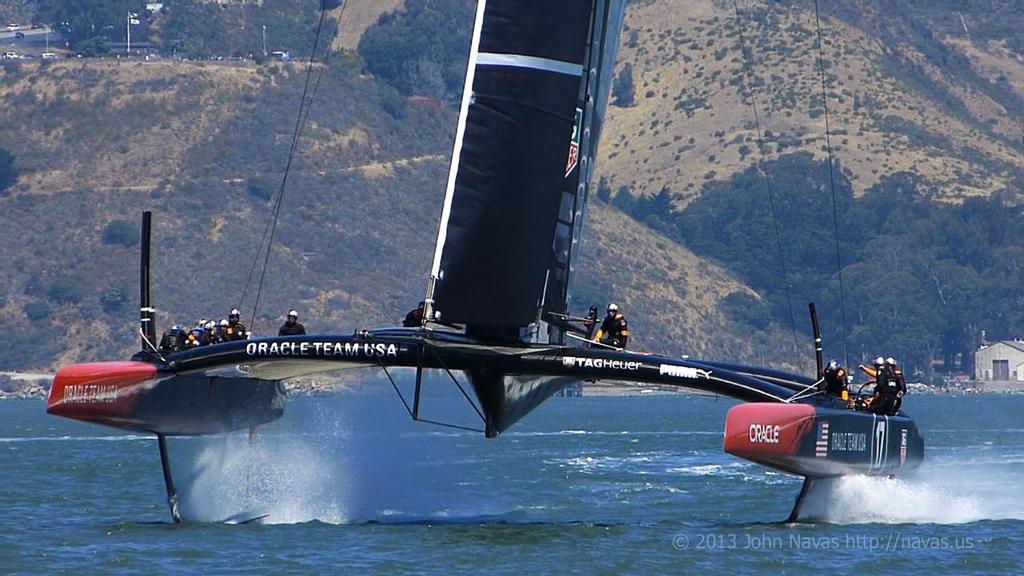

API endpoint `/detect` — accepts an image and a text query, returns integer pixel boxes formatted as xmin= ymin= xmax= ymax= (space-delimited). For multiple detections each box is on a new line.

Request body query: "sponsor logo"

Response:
xmin=815 ymin=420 xmax=829 ymax=457
xmin=64 ymin=384 xmax=118 ymax=404
xmin=658 ymin=364 xmax=711 ymax=379
xmin=565 ymin=107 xmax=582 ymax=177
xmin=829 ymin=431 xmax=867 ymax=452
xmin=900 ymin=429 xmax=908 ymax=465
xmin=748 ymin=424 xmax=780 ymax=444
xmin=245 ymin=341 xmax=398 ymax=358
xmin=561 ymin=356 xmax=641 ymax=371
xmin=871 ymin=418 xmax=888 ymax=470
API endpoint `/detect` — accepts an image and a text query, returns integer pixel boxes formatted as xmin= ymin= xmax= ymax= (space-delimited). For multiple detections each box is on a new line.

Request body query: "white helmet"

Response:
xmin=607 ymin=303 xmax=619 ymax=313
xmin=886 ymin=357 xmax=896 ymax=366
xmin=287 ymin=309 xmax=298 ymax=318
xmin=205 ymin=320 xmax=216 ymax=330
xmin=219 ymin=319 xmax=229 ymax=327
xmin=874 ymin=356 xmax=885 ymax=367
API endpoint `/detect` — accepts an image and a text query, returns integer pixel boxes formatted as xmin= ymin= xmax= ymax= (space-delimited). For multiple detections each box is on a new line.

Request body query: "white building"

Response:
xmin=974 ymin=340 xmax=1024 ymax=391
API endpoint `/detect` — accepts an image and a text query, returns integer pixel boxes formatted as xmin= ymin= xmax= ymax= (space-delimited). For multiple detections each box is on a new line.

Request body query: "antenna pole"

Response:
xmin=809 ymin=303 xmax=823 ymax=378
xmin=140 ymin=211 xmax=156 ymax=351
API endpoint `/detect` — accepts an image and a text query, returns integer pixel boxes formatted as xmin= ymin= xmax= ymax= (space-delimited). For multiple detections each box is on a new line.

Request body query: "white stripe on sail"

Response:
xmin=476 ymin=52 xmax=583 ymax=77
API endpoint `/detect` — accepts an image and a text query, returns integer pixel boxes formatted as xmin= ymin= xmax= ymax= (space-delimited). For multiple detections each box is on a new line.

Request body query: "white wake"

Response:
xmin=799 ymin=460 xmax=1024 ymax=524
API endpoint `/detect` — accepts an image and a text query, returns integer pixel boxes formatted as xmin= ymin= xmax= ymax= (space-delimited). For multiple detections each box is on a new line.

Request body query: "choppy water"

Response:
xmin=1 ymin=390 xmax=1021 ymax=574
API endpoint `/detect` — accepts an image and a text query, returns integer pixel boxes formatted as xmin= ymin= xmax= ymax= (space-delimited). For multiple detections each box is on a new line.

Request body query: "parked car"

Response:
xmin=41 ymin=52 xmax=58 ymax=59
xmin=2 ymin=51 xmax=18 ymax=59
xmin=6 ymin=23 xmax=20 ymax=32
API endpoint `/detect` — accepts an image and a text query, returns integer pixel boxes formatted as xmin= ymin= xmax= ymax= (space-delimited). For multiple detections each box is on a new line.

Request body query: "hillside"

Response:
xmin=596 ymin=0 xmax=1024 ymax=206
xmin=1 ymin=0 xmax=1022 ymax=380
xmin=0 ymin=55 xmax=749 ymax=372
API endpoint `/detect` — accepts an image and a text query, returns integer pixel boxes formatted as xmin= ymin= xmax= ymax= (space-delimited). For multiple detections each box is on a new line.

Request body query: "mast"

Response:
xmin=139 ymin=211 xmax=156 ymax=351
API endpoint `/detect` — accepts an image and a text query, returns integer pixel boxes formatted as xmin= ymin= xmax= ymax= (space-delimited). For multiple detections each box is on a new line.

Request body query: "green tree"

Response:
xmin=358 ymin=0 xmax=474 ymax=101
xmin=37 ymin=0 xmax=147 ymax=50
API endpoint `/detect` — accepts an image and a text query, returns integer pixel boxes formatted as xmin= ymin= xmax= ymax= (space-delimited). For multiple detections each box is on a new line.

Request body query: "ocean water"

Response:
xmin=1 ymin=389 xmax=1021 ymax=574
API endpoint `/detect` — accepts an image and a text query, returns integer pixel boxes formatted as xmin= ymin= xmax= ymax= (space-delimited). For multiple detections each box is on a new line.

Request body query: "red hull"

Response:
xmin=724 ymin=402 xmax=924 ymax=477
xmin=47 ymin=360 xmax=284 ymax=435
xmin=47 ymin=361 xmax=159 ymax=428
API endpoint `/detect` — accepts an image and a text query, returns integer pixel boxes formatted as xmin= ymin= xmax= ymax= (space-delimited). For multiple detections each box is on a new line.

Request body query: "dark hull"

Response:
xmin=48 ymin=328 xmax=795 ymax=437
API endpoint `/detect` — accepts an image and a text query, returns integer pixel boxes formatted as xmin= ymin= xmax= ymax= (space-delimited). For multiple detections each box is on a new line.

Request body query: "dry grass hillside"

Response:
xmin=597 ymin=0 xmax=1024 ymax=207
xmin=1 ymin=61 xmax=264 ymax=196
xmin=0 ymin=57 xmax=758 ymax=371
xmin=331 ymin=0 xmax=405 ymax=51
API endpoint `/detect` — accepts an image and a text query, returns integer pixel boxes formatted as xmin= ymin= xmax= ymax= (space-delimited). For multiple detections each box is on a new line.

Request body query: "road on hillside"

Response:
xmin=1 ymin=27 xmax=55 ymax=53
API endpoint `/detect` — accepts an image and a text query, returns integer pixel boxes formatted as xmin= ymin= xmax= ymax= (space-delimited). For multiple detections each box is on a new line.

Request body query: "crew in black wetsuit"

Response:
xmin=226 ymin=308 xmax=249 ymax=341
xmin=584 ymin=306 xmax=599 ymax=338
xmin=203 ymin=320 xmax=220 ymax=345
xmin=215 ymin=319 xmax=230 ymax=343
xmin=403 ymin=301 xmax=425 ymax=327
xmin=278 ymin=309 xmax=306 ymax=336
xmin=159 ymin=325 xmax=187 ymax=353
xmin=185 ymin=320 xmax=207 ymax=348
xmin=821 ymin=360 xmax=848 ymax=397
xmin=866 ymin=359 xmax=904 ymax=415
xmin=594 ymin=303 xmax=629 ymax=349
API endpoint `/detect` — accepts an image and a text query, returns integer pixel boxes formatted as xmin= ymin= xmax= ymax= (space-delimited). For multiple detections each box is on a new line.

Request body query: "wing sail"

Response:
xmin=427 ymin=0 xmax=625 ymax=336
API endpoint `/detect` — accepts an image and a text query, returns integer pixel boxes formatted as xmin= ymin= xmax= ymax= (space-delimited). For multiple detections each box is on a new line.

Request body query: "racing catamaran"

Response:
xmin=47 ymin=0 xmax=923 ymax=523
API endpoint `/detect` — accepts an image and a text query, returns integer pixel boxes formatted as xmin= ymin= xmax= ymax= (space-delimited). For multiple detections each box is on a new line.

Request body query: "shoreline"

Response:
xmin=2 ymin=370 xmax=1021 ymax=400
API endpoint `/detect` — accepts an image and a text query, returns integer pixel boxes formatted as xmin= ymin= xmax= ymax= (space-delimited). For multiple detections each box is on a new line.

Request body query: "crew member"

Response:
xmin=594 ymin=303 xmax=629 ymax=349
xmin=864 ymin=357 xmax=902 ymax=415
xmin=821 ymin=360 xmax=848 ymax=397
xmin=226 ymin=308 xmax=249 ymax=341
xmin=185 ymin=320 xmax=207 ymax=348
xmin=216 ymin=319 xmax=231 ymax=343
xmin=858 ymin=356 xmax=886 ymax=381
xmin=278 ymin=309 xmax=306 ymax=336
xmin=584 ymin=306 xmax=599 ymax=338
xmin=403 ymin=301 xmax=425 ymax=327
xmin=886 ymin=357 xmax=907 ymax=413
xmin=159 ymin=325 xmax=187 ymax=353
xmin=203 ymin=320 xmax=220 ymax=345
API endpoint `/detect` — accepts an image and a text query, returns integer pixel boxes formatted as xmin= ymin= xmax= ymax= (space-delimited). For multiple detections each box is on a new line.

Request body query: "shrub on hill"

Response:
xmin=0 ymin=148 xmax=16 ymax=195
xmin=102 ymin=220 xmax=139 ymax=247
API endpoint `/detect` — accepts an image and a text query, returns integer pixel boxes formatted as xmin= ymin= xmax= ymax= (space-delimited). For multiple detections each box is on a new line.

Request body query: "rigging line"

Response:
xmin=379 ymin=363 xmax=414 ymax=417
xmin=248 ymin=0 xmax=338 ymax=331
xmin=378 ymin=356 xmax=485 ymax=434
xmin=812 ymin=0 xmax=850 ymax=369
xmin=423 ymin=342 xmax=486 ymax=423
xmin=731 ymin=0 xmax=801 ymax=356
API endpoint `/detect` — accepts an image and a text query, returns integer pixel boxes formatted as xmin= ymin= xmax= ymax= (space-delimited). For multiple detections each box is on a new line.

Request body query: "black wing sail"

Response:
xmin=427 ymin=0 xmax=619 ymax=337
xmin=542 ymin=0 xmax=626 ymax=334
